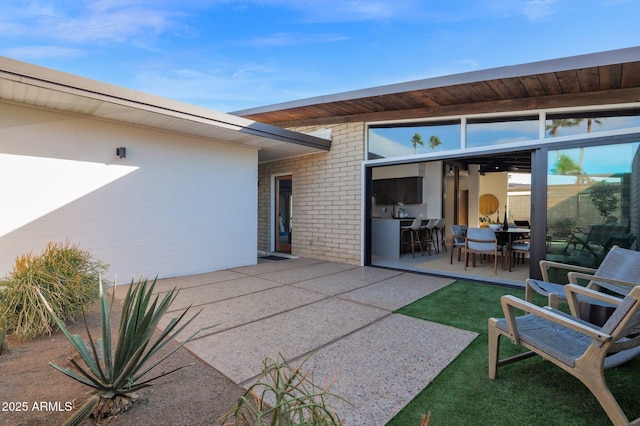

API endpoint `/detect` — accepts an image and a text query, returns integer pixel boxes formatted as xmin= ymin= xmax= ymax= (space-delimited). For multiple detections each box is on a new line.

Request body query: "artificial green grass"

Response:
xmin=389 ymin=281 xmax=640 ymax=426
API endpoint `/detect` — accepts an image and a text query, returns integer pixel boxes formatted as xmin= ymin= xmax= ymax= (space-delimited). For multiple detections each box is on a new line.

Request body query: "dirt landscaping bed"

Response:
xmin=2 ymin=301 xmax=245 ymax=425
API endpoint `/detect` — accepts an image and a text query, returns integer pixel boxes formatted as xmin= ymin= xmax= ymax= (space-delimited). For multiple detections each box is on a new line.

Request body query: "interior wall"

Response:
xmin=372 ymin=163 xmax=424 ymax=179
xmin=478 ymin=171 xmax=509 ymax=225
xmin=421 ymin=161 xmax=443 ymax=219
xmin=468 ymin=165 xmax=481 ymax=227
xmin=0 ymin=101 xmax=258 ymax=281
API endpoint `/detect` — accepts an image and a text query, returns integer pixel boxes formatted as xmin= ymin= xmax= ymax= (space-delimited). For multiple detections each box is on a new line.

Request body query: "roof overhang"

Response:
xmin=234 ymin=47 xmax=640 ymax=126
xmin=0 ymin=56 xmax=331 ymax=163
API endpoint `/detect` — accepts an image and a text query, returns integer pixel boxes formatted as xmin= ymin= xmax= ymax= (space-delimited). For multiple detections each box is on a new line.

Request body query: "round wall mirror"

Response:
xmin=479 ymin=194 xmax=499 ymax=216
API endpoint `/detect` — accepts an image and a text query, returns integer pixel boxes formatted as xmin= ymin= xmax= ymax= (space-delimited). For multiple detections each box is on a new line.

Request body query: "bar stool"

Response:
xmin=422 ymin=219 xmax=438 ymax=254
xmin=434 ymin=218 xmax=447 ymax=253
xmin=400 ymin=217 xmax=424 ymax=258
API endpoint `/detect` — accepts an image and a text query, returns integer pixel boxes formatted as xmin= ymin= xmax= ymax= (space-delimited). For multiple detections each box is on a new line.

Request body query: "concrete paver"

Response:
xmin=119 ymin=258 xmax=478 ymax=426
xmin=187 ymin=297 xmax=390 ymax=383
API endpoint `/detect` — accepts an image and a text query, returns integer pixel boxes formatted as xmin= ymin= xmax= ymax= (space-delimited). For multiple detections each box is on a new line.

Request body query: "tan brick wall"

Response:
xmin=258 ymin=122 xmax=364 ymax=265
xmin=508 ymin=194 xmax=531 ymax=222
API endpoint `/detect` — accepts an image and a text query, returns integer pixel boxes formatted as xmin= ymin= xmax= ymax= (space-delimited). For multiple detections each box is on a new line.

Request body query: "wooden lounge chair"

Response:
xmin=489 ymin=284 xmax=640 ymax=425
xmin=564 ymin=223 xmax=629 ymax=257
xmin=525 ymin=245 xmax=640 ymax=310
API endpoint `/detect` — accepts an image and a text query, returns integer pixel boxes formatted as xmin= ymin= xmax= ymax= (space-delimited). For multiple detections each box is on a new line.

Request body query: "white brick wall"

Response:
xmin=258 ymin=123 xmax=365 ymax=265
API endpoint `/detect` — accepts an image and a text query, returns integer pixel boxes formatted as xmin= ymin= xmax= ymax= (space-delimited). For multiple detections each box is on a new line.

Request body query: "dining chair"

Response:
xmin=450 ymin=224 xmax=466 ymax=264
xmin=510 ymin=237 xmax=530 ymax=268
xmin=464 ymin=227 xmax=503 ymax=274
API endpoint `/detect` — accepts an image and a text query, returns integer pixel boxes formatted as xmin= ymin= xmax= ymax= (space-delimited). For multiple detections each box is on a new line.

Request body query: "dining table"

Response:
xmin=494 ymin=228 xmax=530 ymax=272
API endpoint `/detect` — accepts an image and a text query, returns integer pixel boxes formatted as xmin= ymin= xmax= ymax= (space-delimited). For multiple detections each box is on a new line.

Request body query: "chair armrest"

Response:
xmin=538 ymin=259 xmax=597 ymax=281
xmin=500 ymin=294 xmax=612 ymax=345
xmin=564 ymin=283 xmax=623 ymax=317
xmin=524 ymin=278 xmax=567 ymax=307
xmin=567 ymin=272 xmax=639 ymax=295
xmin=451 ymin=235 xmax=466 ymax=246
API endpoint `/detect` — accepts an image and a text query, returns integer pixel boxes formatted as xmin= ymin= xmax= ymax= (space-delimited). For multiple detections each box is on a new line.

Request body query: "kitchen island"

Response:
xmin=372 ymin=217 xmax=417 ymax=258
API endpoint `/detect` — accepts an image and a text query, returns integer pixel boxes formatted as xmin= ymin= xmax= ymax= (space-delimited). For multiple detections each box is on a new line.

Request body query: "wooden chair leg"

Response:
xmin=524 ymin=281 xmax=535 ymax=304
xmin=409 ymin=230 xmax=416 ymax=257
xmin=579 ymin=369 xmax=631 ymax=425
xmin=432 ymin=230 xmax=437 ymax=253
xmin=440 ymin=229 xmax=447 ymax=252
xmin=416 ymin=230 xmax=424 ymax=256
xmin=410 ymin=230 xmax=424 ymax=258
xmin=423 ymin=229 xmax=431 ymax=256
xmin=488 ymin=320 xmax=501 ymax=379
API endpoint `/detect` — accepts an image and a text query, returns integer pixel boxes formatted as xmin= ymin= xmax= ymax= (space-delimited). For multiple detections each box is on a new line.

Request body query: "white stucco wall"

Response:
xmin=0 ymin=101 xmax=258 ymax=281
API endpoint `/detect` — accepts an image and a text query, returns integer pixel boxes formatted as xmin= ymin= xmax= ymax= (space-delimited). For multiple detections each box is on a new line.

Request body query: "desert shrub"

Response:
xmin=219 ymin=352 xmax=349 ymax=425
xmin=0 ymin=241 xmax=107 ymax=341
xmin=0 ymin=316 xmax=8 ymax=355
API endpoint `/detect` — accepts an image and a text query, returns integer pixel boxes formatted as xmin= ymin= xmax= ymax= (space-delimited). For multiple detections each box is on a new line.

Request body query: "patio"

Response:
xmin=114 ymin=257 xmax=478 ymax=425
xmin=373 ymin=246 xmax=531 ymax=287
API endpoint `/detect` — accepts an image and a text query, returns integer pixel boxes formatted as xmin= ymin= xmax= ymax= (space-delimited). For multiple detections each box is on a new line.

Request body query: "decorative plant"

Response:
xmin=0 ymin=316 xmax=8 ymax=355
xmin=397 ymin=202 xmax=406 ymax=216
xmin=219 ymin=352 xmax=349 ymax=425
xmin=548 ymin=217 xmax=578 ymax=239
xmin=589 ymin=180 xmax=619 ymax=222
xmin=38 ymin=276 xmax=211 ymax=425
xmin=0 ymin=241 xmax=107 ymax=341
xmin=479 ymin=216 xmax=495 ymax=224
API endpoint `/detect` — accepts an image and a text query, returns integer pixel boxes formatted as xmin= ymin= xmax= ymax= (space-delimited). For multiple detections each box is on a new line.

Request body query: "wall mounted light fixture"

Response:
xmin=116 ymin=147 xmax=126 ymax=159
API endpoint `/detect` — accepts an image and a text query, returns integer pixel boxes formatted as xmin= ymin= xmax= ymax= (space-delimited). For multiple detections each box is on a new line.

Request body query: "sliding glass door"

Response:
xmin=546 ymin=140 xmax=640 ymax=273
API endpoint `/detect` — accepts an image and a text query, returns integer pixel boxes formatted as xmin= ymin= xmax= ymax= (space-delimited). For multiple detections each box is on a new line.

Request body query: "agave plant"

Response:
xmin=38 ymin=276 xmax=211 ymax=425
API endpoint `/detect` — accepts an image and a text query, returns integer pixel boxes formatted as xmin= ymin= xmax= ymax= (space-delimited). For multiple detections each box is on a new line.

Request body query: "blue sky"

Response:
xmin=1 ymin=1 xmax=639 ymax=113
